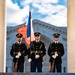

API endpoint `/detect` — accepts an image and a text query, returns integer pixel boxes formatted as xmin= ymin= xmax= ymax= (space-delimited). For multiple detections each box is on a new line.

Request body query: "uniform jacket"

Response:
xmin=28 ymin=41 xmax=46 ymax=62
xmin=48 ymin=42 xmax=64 ymax=63
xmin=10 ymin=42 xmax=27 ymax=63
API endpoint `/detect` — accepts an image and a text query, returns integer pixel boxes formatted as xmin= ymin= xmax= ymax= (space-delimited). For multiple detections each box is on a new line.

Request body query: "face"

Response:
xmin=54 ymin=37 xmax=59 ymax=41
xmin=17 ymin=37 xmax=22 ymax=42
xmin=35 ymin=36 xmax=40 ymax=40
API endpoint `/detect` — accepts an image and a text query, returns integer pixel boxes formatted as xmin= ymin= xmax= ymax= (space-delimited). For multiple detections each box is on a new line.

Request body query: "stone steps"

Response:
xmin=0 ymin=73 xmax=75 ymax=75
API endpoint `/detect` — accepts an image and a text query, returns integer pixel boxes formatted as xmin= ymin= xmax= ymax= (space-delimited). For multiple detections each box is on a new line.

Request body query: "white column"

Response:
xmin=0 ymin=0 xmax=5 ymax=72
xmin=68 ymin=0 xmax=75 ymax=73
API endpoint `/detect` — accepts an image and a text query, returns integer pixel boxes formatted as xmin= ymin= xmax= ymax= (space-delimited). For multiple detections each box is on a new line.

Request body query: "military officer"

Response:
xmin=10 ymin=33 xmax=28 ymax=72
xmin=28 ymin=32 xmax=46 ymax=72
xmin=48 ymin=33 xmax=64 ymax=72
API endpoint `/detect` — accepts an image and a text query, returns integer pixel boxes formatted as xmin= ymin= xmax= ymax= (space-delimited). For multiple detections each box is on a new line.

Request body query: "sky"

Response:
xmin=6 ymin=0 xmax=67 ymax=27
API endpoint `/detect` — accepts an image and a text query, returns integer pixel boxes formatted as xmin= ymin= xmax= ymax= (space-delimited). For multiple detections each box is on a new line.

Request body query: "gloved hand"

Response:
xmin=18 ymin=52 xmax=21 ymax=57
xmin=35 ymin=54 xmax=40 ymax=59
xmin=52 ymin=55 xmax=57 ymax=59
xmin=52 ymin=52 xmax=58 ymax=59
xmin=15 ymin=55 xmax=20 ymax=58
xmin=28 ymin=58 xmax=32 ymax=62
xmin=55 ymin=52 xmax=58 ymax=57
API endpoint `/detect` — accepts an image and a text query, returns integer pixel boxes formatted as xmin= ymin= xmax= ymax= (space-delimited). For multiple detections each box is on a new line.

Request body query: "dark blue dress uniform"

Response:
xmin=10 ymin=33 xmax=27 ymax=72
xmin=48 ymin=33 xmax=64 ymax=72
xmin=28 ymin=32 xmax=46 ymax=72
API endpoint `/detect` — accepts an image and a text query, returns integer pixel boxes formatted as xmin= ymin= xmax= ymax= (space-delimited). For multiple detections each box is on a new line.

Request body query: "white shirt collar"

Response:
xmin=36 ymin=40 xmax=40 ymax=42
xmin=55 ymin=41 xmax=59 ymax=43
xmin=17 ymin=42 xmax=22 ymax=44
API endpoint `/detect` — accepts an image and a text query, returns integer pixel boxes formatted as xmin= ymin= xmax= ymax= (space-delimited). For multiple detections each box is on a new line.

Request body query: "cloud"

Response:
xmin=31 ymin=1 xmax=67 ymax=26
xmin=39 ymin=0 xmax=59 ymax=3
xmin=32 ymin=3 xmax=58 ymax=15
xmin=21 ymin=0 xmax=59 ymax=5
xmin=7 ymin=0 xmax=67 ymax=27
xmin=7 ymin=0 xmax=29 ymax=26
xmin=41 ymin=13 xmax=67 ymax=27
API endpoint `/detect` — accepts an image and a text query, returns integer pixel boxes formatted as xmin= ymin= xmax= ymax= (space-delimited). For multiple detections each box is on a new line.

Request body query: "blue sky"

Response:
xmin=7 ymin=0 xmax=67 ymax=27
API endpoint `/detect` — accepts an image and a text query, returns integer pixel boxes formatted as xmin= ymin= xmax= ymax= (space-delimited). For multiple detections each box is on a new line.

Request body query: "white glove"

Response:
xmin=28 ymin=58 xmax=32 ymax=62
xmin=52 ymin=55 xmax=57 ymax=59
xmin=15 ymin=55 xmax=20 ymax=58
xmin=35 ymin=55 xmax=40 ymax=59
xmin=55 ymin=52 xmax=58 ymax=57
xmin=18 ymin=52 xmax=21 ymax=57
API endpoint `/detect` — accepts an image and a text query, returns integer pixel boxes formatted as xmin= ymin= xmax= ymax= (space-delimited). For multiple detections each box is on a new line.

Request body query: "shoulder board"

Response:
xmin=39 ymin=41 xmax=43 ymax=43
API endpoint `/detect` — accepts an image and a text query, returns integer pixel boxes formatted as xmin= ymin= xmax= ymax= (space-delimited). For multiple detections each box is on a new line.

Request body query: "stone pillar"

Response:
xmin=0 ymin=0 xmax=5 ymax=72
xmin=68 ymin=0 xmax=75 ymax=73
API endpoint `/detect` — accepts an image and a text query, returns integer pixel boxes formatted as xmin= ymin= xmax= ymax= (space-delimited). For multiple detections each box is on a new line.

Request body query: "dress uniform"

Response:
xmin=48 ymin=33 xmax=64 ymax=72
xmin=10 ymin=33 xmax=28 ymax=72
xmin=28 ymin=32 xmax=46 ymax=72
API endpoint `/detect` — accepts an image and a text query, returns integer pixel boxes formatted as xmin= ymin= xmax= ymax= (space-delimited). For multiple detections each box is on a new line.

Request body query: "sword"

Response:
xmin=13 ymin=59 xmax=18 ymax=72
xmin=50 ymin=60 xmax=55 ymax=72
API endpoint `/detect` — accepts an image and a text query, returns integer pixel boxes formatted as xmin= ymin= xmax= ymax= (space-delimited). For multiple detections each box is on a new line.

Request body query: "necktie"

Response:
xmin=55 ymin=42 xmax=57 ymax=44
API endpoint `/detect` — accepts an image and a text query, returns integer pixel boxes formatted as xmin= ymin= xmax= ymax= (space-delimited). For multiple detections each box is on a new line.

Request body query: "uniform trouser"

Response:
xmin=51 ymin=62 xmax=62 ymax=72
xmin=14 ymin=62 xmax=24 ymax=72
xmin=30 ymin=61 xmax=42 ymax=72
